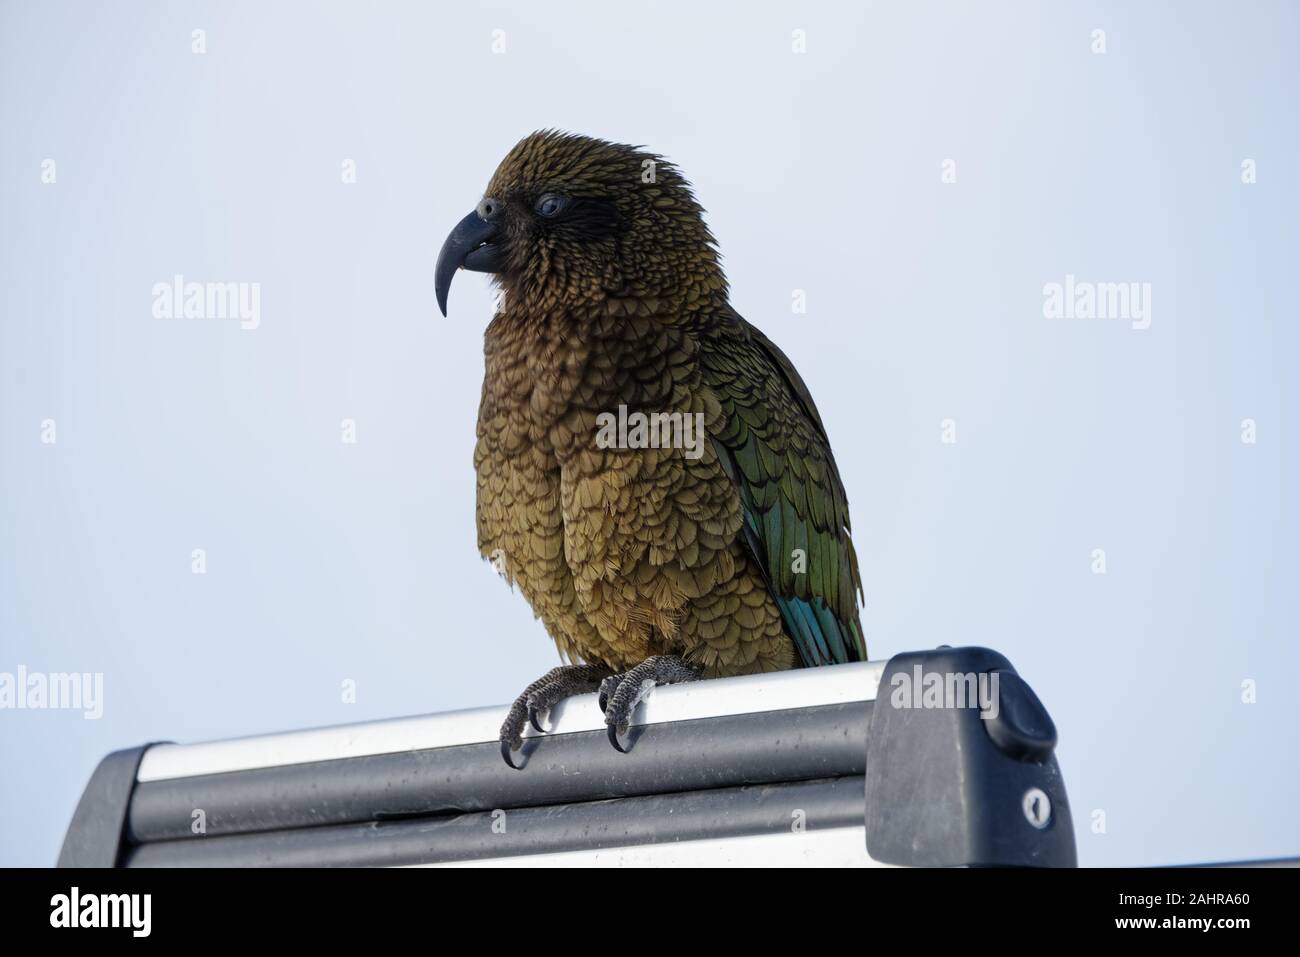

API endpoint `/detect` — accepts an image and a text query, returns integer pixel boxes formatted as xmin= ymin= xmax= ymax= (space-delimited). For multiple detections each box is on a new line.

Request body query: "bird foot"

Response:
xmin=598 ymin=655 xmax=702 ymax=753
xmin=499 ymin=663 xmax=611 ymax=769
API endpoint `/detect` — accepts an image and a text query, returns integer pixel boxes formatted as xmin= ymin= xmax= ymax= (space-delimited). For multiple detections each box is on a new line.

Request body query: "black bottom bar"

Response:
xmin=1 ymin=866 xmax=1284 ymax=943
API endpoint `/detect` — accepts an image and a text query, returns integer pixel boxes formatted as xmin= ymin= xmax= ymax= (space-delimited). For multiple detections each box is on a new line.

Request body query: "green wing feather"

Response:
xmin=700 ymin=308 xmax=867 ymax=666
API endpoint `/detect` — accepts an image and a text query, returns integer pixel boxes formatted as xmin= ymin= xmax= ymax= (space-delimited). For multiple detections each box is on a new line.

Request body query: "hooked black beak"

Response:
xmin=435 ymin=202 xmax=505 ymax=317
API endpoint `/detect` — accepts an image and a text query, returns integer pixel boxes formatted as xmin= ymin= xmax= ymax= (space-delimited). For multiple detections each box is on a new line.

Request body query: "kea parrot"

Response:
xmin=435 ymin=131 xmax=866 ymax=768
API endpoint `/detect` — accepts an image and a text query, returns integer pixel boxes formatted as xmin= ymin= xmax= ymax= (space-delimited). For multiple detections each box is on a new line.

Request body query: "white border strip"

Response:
xmin=137 ymin=660 xmax=883 ymax=783
xmin=420 ymin=826 xmax=890 ymax=868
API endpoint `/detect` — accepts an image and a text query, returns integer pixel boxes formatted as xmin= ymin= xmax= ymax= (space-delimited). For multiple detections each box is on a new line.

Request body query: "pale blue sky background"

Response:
xmin=1 ymin=0 xmax=1297 ymax=867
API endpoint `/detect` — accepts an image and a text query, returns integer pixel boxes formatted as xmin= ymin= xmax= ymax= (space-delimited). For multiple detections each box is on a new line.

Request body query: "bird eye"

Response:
xmin=535 ymin=193 xmax=566 ymax=218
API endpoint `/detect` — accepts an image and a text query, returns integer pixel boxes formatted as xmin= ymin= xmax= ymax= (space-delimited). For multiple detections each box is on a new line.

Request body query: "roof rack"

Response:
xmin=58 ymin=645 xmax=1077 ymax=867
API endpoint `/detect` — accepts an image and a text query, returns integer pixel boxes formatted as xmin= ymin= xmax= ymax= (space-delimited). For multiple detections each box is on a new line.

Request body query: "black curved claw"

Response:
xmin=606 ymin=722 xmax=628 ymax=753
xmin=528 ymin=707 xmax=547 ymax=734
xmin=501 ymin=740 xmax=522 ymax=770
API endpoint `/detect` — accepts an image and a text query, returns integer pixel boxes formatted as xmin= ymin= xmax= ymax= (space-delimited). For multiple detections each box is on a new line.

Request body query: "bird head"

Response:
xmin=435 ymin=131 xmax=724 ymax=317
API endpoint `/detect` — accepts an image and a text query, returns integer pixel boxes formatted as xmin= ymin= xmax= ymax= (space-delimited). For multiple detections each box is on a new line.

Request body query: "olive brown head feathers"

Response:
xmin=435 ymin=131 xmax=726 ymax=317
